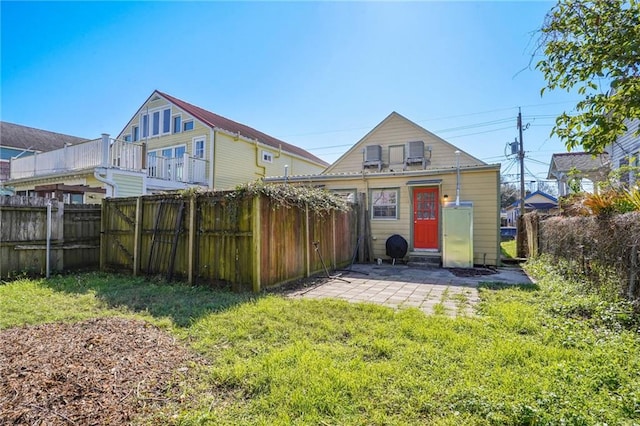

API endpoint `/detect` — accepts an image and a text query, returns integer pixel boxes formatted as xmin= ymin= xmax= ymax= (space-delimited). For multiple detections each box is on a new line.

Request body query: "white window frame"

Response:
xmin=183 ymin=120 xmax=194 ymax=132
xmin=152 ymin=110 xmax=161 ymax=136
xmin=162 ymin=108 xmax=171 ymax=134
xmin=123 ymin=134 xmax=132 ymax=142
xmin=173 ymin=114 xmax=182 ymax=134
xmin=193 ymin=137 xmax=206 ymax=159
xmin=141 ymin=114 xmax=149 ymax=138
xmin=262 ymin=150 xmax=273 ymax=163
xmin=132 ymin=126 xmax=139 ymax=142
xmin=371 ymin=189 xmax=399 ymax=220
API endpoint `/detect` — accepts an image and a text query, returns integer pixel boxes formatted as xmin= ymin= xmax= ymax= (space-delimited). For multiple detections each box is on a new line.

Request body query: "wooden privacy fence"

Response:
xmin=101 ymin=193 xmax=357 ymax=291
xmin=0 ymin=196 xmax=101 ymax=278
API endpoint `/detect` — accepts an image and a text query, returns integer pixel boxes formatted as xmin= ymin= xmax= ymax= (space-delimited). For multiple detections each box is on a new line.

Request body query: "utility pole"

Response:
xmin=517 ymin=108 xmax=525 ymax=218
xmin=517 ymin=108 xmax=526 ymax=258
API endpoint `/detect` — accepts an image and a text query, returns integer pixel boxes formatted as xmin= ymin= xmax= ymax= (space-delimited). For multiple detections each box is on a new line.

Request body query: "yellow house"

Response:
xmin=6 ymin=91 xmax=328 ymax=203
xmin=266 ymin=112 xmax=502 ymax=266
xmin=116 ymin=90 xmax=328 ymax=192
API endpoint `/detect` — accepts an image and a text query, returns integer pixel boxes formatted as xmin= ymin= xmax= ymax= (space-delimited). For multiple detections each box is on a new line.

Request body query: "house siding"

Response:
xmin=315 ymin=167 xmax=500 ymax=266
xmin=610 ymin=118 xmax=640 ymax=172
xmin=213 ymin=131 xmax=326 ymax=190
xmin=111 ymin=173 xmax=144 ymax=198
xmin=327 ymin=113 xmax=484 ymax=174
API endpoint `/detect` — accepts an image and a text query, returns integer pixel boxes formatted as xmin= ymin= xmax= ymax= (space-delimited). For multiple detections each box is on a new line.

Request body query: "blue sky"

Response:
xmin=1 ymin=1 xmax=581 ymax=188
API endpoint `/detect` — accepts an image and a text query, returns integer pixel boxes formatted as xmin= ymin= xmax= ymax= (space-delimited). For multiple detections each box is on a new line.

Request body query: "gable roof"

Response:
xmin=323 ymin=111 xmax=487 ymax=174
xmin=547 ymin=152 xmax=610 ymax=179
xmin=154 ymin=91 xmax=328 ymax=167
xmin=508 ymin=190 xmax=558 ymax=210
xmin=1 ymin=121 xmax=88 ymax=153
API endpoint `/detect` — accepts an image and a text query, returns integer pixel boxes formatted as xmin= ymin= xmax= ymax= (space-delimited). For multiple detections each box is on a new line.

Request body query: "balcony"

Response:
xmin=10 ymin=136 xmax=144 ymax=180
xmin=147 ymin=154 xmax=207 ymax=184
xmin=9 ymin=135 xmax=208 ymax=186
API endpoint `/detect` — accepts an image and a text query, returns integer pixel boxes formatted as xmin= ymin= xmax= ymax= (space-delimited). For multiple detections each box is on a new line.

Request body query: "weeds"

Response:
xmin=1 ymin=265 xmax=639 ymax=425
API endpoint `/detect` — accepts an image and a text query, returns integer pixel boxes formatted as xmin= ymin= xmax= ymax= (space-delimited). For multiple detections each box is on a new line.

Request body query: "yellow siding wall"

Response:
xmin=112 ymin=173 xmax=144 ymax=198
xmin=316 ymin=167 xmax=500 ymax=265
xmin=213 ymin=132 xmax=326 ymax=190
xmin=328 ymin=113 xmax=484 ymax=174
xmin=117 ymin=95 xmax=325 ymax=190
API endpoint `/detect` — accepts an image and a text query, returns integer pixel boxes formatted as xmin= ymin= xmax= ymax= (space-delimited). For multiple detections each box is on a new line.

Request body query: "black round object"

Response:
xmin=385 ymin=234 xmax=408 ymax=260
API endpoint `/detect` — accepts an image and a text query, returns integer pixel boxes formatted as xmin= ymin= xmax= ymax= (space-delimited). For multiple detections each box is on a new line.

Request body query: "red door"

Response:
xmin=413 ymin=187 xmax=439 ymax=249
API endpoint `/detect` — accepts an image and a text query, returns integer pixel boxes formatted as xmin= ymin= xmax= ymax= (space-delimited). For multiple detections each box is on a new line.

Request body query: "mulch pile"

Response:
xmin=0 ymin=317 xmax=203 ymax=425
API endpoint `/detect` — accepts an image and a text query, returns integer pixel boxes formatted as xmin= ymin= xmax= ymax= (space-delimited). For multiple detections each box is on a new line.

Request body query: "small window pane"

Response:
xmin=372 ymin=190 xmax=398 ymax=219
xmin=163 ymin=109 xmax=171 ymax=133
xmin=173 ymin=116 xmax=181 ymax=133
xmin=183 ymin=120 xmax=194 ymax=131
xmin=133 ymin=126 xmax=139 ymax=142
xmin=195 ymin=139 xmax=205 ymax=158
xmin=142 ymin=115 xmax=149 ymax=138
xmin=152 ymin=111 xmax=160 ymax=135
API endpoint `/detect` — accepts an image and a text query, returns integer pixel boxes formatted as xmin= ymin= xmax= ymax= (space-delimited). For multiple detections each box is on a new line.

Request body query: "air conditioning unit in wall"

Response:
xmin=405 ymin=140 xmax=431 ymax=170
xmin=363 ymin=145 xmax=383 ymax=172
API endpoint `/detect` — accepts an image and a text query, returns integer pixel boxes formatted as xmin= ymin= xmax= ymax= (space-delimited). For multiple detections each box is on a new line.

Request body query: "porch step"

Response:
xmin=407 ymin=252 xmax=442 ymax=268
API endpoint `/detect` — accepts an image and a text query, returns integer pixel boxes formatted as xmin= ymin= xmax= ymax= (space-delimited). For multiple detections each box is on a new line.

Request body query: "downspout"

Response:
xmin=94 ymin=169 xmax=119 ymax=198
xmin=455 ymin=150 xmax=461 ymax=206
xmin=255 ymin=140 xmax=266 ymax=178
xmin=210 ymin=128 xmax=216 ymax=189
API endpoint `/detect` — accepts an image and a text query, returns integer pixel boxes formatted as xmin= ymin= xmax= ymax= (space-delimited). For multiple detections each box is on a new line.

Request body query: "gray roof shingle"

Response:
xmin=1 ymin=121 xmax=89 ymax=153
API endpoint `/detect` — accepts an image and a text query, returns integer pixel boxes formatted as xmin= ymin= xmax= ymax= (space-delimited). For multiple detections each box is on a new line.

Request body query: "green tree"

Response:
xmin=536 ymin=0 xmax=640 ymax=153
xmin=501 ymin=178 xmax=520 ymax=209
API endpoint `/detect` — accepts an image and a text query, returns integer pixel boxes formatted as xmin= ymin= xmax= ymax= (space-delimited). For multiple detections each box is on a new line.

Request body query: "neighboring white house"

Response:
xmin=547 ymin=152 xmax=610 ymax=196
xmin=607 ymin=118 xmax=640 ymax=186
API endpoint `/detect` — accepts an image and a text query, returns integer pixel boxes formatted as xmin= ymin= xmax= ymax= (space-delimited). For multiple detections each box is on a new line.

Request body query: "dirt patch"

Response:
xmin=448 ymin=267 xmax=497 ymax=278
xmin=0 ymin=317 xmax=203 ymax=425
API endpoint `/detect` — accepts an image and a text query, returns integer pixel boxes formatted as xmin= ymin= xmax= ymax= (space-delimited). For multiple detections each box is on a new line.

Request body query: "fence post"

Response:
xmin=252 ymin=195 xmax=261 ymax=292
xmin=305 ymin=203 xmax=311 ymax=277
xmin=54 ymin=201 xmax=64 ymax=272
xmin=358 ymin=193 xmax=366 ymax=263
xmin=100 ymin=200 xmax=106 ymax=271
xmin=332 ymin=210 xmax=337 ymax=268
xmin=188 ymin=195 xmax=196 ymax=284
xmin=133 ymin=197 xmax=143 ymax=276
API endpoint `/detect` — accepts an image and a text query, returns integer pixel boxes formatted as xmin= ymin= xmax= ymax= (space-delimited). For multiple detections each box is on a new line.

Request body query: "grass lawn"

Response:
xmin=500 ymin=239 xmax=517 ymax=259
xmin=1 ymin=262 xmax=639 ymax=425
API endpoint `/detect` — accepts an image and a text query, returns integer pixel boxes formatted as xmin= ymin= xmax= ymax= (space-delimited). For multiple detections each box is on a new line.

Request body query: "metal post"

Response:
xmin=455 ymin=150 xmax=461 ymax=206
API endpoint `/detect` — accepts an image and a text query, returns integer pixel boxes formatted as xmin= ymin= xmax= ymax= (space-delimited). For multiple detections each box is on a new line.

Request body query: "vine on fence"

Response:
xmin=176 ymin=182 xmax=349 ymax=215
xmin=537 ymin=212 xmax=640 ymax=301
xmin=226 ymin=181 xmax=349 ymax=214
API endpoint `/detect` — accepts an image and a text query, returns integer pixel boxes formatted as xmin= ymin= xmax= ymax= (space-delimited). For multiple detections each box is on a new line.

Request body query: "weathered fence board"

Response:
xmin=0 ymin=196 xmax=100 ymax=278
xmin=101 ymin=193 xmax=357 ymax=291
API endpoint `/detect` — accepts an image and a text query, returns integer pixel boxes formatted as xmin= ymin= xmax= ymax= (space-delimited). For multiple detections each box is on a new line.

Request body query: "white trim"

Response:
xmin=192 ymin=136 xmax=206 ymax=159
xmin=261 ymin=150 xmax=273 ymax=163
xmin=183 ymin=119 xmax=195 ymax=132
xmin=172 ymin=113 xmax=182 ymax=134
xmin=370 ymin=188 xmax=399 ymax=220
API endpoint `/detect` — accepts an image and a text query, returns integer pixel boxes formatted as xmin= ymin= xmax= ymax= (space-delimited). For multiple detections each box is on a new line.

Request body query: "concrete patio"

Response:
xmin=287 ymin=263 xmax=532 ymax=317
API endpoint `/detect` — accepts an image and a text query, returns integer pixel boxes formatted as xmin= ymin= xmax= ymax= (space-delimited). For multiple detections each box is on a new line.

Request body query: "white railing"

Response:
xmin=110 ymin=139 xmax=144 ymax=171
xmin=10 ymin=137 xmax=145 ymax=179
xmin=147 ymin=154 xmax=207 ymax=184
